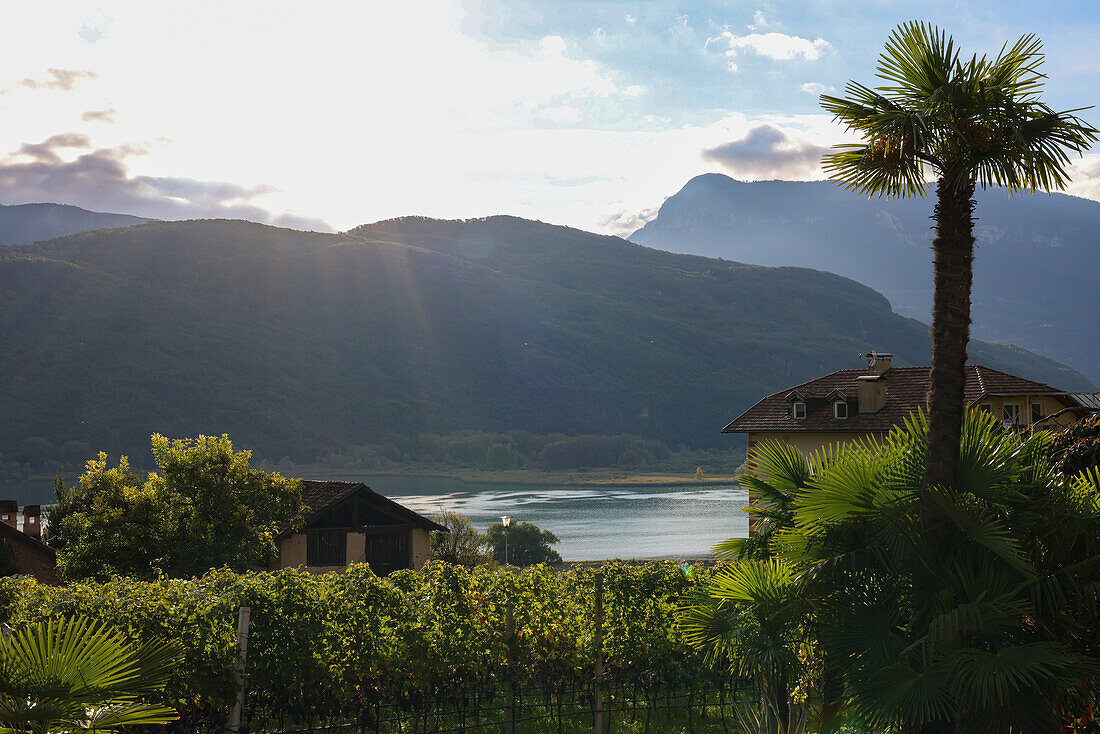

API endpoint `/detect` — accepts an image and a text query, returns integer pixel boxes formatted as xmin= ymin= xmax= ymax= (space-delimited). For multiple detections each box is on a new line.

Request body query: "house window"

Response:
xmin=979 ymin=403 xmax=992 ymax=414
xmin=307 ymin=529 xmax=346 ymax=566
xmin=834 ymin=401 xmax=848 ymax=419
xmin=1002 ymin=404 xmax=1020 ymax=426
xmin=1031 ymin=401 xmax=1044 ymax=423
xmin=792 ymin=402 xmax=806 ymax=419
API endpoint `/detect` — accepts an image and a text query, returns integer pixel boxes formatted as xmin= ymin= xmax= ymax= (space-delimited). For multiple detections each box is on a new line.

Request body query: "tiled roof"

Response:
xmin=0 ymin=521 xmax=56 ymax=556
xmin=723 ymin=365 xmax=1066 ymax=434
xmin=278 ymin=480 xmax=447 ymax=537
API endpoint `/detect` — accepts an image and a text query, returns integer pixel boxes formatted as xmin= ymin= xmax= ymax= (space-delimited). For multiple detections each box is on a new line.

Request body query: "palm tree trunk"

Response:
xmin=922 ymin=177 xmax=976 ymax=500
xmin=922 ymin=177 xmax=975 ymax=518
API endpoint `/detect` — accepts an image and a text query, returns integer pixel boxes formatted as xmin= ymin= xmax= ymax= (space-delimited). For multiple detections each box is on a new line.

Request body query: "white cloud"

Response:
xmin=748 ymin=11 xmax=771 ymax=30
xmin=1065 ymin=153 xmax=1100 ymax=202
xmin=81 ymin=107 xmax=118 ymax=123
xmin=598 ymin=205 xmax=660 ymax=236
xmin=712 ymin=30 xmax=832 ymax=70
xmin=78 ymin=11 xmax=113 ymax=44
xmin=800 ymin=82 xmax=834 ymax=94
xmin=2 ymin=68 xmax=97 ymax=95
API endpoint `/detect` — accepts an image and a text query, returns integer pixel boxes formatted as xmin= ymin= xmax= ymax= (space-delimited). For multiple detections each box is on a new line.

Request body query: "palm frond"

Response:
xmin=820 ymin=20 xmax=1097 ymax=199
xmin=0 ymin=616 xmax=180 ymax=733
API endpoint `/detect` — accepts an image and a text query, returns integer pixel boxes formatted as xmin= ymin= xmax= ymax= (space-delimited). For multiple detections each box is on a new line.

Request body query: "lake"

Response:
xmin=2 ymin=474 xmax=751 ymax=561
xmin=345 ymin=474 xmax=750 ymax=560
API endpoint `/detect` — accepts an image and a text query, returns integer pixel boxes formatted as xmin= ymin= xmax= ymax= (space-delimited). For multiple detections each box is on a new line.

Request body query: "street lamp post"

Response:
xmin=501 ymin=515 xmax=512 ymax=565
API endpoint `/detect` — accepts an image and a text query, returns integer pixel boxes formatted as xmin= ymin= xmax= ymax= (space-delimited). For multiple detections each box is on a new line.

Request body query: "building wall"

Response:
xmin=410 ymin=528 xmax=430 ymax=570
xmin=974 ymin=396 xmax=1077 ymax=428
xmin=276 ymin=528 xmax=433 ymax=574
xmin=346 ymin=532 xmax=366 ymax=565
xmin=748 ymin=431 xmax=886 ymax=458
xmin=274 ymin=533 xmax=307 ymax=570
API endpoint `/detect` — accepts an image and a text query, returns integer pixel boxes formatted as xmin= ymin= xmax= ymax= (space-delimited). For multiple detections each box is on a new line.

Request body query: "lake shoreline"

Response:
xmin=292 ymin=467 xmax=741 ymax=489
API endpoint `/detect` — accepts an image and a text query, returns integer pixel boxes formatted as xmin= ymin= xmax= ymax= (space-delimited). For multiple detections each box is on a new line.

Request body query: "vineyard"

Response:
xmin=0 ymin=562 xmax=746 ymax=733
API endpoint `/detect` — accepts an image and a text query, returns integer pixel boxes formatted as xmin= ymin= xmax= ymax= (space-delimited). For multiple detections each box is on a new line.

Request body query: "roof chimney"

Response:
xmin=857 ymin=352 xmax=891 ymax=413
xmin=0 ymin=500 xmax=16 ymax=528
xmin=860 ymin=351 xmax=893 ymax=376
xmin=22 ymin=505 xmax=41 ymax=540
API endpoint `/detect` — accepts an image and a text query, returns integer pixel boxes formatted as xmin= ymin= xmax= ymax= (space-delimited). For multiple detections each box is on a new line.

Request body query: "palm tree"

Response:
xmin=0 ymin=616 xmax=181 ymax=733
xmin=819 ymin=22 xmax=1097 ymax=511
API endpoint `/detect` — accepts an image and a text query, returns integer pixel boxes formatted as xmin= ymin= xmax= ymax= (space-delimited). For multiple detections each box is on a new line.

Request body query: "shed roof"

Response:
xmin=278 ymin=480 xmax=446 ymax=537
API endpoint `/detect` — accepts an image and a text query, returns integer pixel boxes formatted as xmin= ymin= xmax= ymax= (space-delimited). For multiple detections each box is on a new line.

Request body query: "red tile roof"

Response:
xmin=723 ymin=365 xmax=1067 ymax=434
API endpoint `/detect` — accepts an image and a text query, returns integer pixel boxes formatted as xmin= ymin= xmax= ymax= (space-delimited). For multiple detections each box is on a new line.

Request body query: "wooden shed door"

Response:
xmin=367 ymin=531 xmax=409 ymax=576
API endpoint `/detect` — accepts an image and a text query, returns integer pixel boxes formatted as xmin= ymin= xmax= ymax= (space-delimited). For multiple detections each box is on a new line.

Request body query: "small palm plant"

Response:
xmin=684 ymin=410 xmax=1100 ymax=732
xmin=0 ymin=616 xmax=181 ymax=733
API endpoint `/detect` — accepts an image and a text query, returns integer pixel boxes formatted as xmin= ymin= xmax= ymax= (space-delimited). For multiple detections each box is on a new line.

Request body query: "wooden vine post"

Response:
xmin=504 ymin=593 xmax=515 ymax=734
xmin=593 ymin=572 xmax=604 ymax=734
xmin=227 ymin=606 xmax=251 ymax=734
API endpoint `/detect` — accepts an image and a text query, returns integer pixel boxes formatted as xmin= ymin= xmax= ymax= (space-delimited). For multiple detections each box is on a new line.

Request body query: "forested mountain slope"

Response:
xmin=0 ymin=215 xmax=1090 ymax=464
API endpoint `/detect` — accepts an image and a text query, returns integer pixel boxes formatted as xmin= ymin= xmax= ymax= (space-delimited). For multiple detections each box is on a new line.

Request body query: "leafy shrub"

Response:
xmin=1049 ymin=413 xmax=1100 ymax=477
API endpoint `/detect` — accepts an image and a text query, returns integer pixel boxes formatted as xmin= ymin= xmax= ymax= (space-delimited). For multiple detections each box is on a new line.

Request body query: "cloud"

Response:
xmin=711 ymin=30 xmax=832 ymax=70
xmin=800 ymin=82 xmax=834 ymax=94
xmin=700 ymin=124 xmax=830 ymax=179
xmin=18 ymin=68 xmax=98 ymax=92
xmin=81 ymin=108 xmax=118 ymax=123
xmin=0 ymin=133 xmax=330 ymax=231
xmin=748 ymin=11 xmax=772 ymax=30
xmin=597 ymin=205 xmax=659 ymax=236
xmin=489 ymin=34 xmax=647 ymax=127
xmin=1065 ymin=153 xmax=1100 ymax=203
xmin=545 ymin=173 xmax=623 ymax=187
xmin=78 ymin=12 xmax=113 ymax=44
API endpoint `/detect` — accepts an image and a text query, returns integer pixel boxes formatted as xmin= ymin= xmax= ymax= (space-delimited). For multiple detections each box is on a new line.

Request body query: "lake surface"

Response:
xmin=346 ymin=474 xmax=750 ymax=560
xmin=2 ymin=474 xmax=750 ymax=561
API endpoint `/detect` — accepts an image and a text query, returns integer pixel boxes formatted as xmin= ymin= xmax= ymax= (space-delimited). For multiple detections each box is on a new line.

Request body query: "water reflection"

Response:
xmin=360 ymin=476 xmax=749 ymax=561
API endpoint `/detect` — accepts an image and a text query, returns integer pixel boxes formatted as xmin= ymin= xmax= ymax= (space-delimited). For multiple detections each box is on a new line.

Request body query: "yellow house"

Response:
xmin=272 ymin=480 xmax=445 ymax=575
xmin=723 ymin=352 xmax=1090 ymax=460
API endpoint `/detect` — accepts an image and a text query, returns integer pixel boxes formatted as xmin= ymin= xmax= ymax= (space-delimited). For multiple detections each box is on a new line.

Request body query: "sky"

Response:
xmin=1 ymin=1 xmax=1098 ymax=235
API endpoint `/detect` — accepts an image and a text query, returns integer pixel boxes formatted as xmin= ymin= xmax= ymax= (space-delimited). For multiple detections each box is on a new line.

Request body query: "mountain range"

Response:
xmin=0 ymin=202 xmax=150 ymax=246
xmin=631 ymin=174 xmax=1100 ymax=383
xmin=0 ymin=214 xmax=1091 ymax=465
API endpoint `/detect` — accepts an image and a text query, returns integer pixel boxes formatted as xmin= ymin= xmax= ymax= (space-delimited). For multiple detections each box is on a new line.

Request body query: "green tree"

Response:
xmin=49 ymin=434 xmax=303 ymax=580
xmin=820 ymin=23 xmax=1097 ymax=501
xmin=485 ymin=521 xmax=562 ymax=566
xmin=0 ymin=615 xmax=181 ymax=732
xmin=428 ymin=509 xmax=489 ymax=566
xmin=484 ymin=442 xmax=518 ymax=470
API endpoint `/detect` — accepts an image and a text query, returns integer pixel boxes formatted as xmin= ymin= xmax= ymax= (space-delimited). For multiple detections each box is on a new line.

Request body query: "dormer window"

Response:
xmin=792 ymin=401 xmax=806 ymax=419
xmin=834 ymin=401 xmax=848 ymax=419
